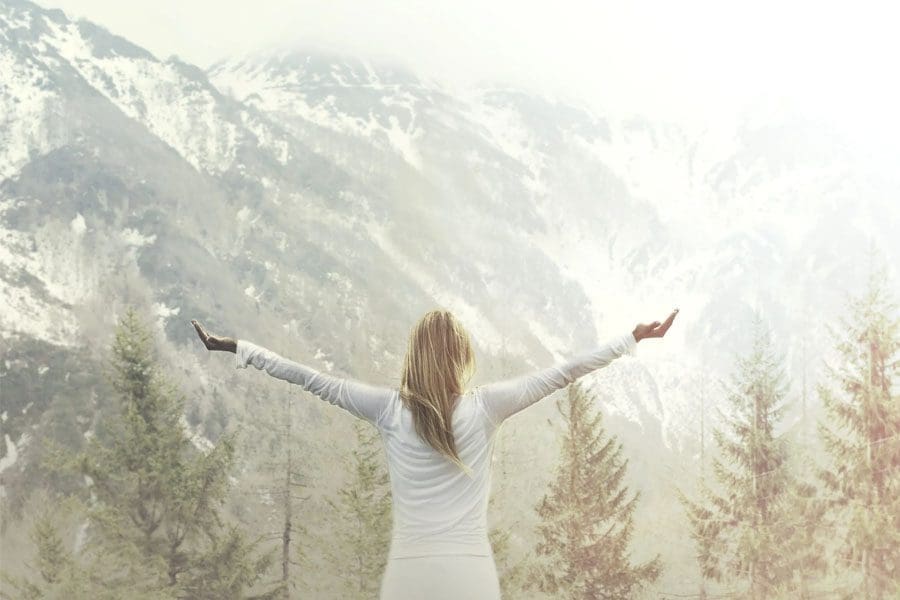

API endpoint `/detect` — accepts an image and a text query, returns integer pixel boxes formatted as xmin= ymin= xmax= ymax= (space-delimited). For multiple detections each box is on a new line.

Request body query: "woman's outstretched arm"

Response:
xmin=191 ymin=320 xmax=394 ymax=427
xmin=476 ymin=309 xmax=678 ymax=428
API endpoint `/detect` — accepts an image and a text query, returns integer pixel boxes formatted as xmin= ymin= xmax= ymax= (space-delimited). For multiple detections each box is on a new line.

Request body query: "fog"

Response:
xmin=37 ymin=0 xmax=900 ymax=138
xmin=4 ymin=1 xmax=900 ymax=598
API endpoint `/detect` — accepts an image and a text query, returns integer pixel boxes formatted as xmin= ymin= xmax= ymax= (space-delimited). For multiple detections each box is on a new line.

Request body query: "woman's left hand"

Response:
xmin=191 ymin=319 xmax=237 ymax=353
xmin=633 ymin=308 xmax=679 ymax=342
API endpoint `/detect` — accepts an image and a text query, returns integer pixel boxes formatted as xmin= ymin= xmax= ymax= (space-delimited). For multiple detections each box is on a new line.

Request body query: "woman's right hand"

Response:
xmin=633 ymin=308 xmax=679 ymax=342
xmin=191 ymin=319 xmax=237 ymax=353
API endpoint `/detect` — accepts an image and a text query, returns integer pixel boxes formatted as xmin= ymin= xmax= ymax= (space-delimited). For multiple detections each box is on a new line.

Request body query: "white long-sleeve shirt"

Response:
xmin=234 ymin=330 xmax=637 ymax=558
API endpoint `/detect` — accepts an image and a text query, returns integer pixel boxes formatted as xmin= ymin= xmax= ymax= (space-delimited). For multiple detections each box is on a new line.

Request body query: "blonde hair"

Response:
xmin=399 ymin=309 xmax=476 ymax=477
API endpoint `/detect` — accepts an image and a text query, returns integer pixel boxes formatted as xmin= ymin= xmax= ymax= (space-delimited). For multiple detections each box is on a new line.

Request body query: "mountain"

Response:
xmin=2 ymin=0 xmax=899 ymax=595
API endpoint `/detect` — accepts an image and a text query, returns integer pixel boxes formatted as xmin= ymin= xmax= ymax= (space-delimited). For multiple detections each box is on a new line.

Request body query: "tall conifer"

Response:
xmin=76 ymin=306 xmax=277 ymax=598
xmin=324 ymin=420 xmax=392 ymax=599
xmin=528 ymin=381 xmax=661 ymax=599
xmin=817 ymin=254 xmax=900 ymax=599
xmin=679 ymin=316 xmax=825 ymax=598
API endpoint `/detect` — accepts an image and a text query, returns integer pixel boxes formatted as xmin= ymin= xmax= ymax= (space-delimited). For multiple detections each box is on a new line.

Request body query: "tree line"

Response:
xmin=676 ymin=258 xmax=899 ymax=600
xmin=2 ymin=259 xmax=898 ymax=599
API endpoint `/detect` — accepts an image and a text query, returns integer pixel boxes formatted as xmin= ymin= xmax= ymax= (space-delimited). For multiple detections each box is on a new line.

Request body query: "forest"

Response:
xmin=1 ymin=257 xmax=897 ymax=600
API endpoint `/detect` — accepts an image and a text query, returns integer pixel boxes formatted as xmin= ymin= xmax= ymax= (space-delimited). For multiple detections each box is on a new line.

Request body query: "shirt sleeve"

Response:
xmin=234 ymin=339 xmax=394 ymax=428
xmin=476 ymin=330 xmax=637 ymax=428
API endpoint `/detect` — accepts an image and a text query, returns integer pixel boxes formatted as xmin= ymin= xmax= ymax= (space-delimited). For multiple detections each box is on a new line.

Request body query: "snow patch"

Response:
xmin=463 ymin=96 xmax=547 ymax=196
xmin=237 ymin=110 xmax=291 ymax=166
xmin=209 ymin=61 xmax=424 ymax=169
xmin=325 ymin=271 xmax=353 ymax=292
xmin=70 ymin=213 xmax=86 ymax=235
xmin=42 ymin=17 xmax=239 ymax=173
xmin=180 ymin=415 xmax=215 ymax=454
xmin=152 ymin=302 xmax=180 ymax=331
xmin=120 ymin=227 xmax=156 ymax=246
xmin=313 ymin=348 xmax=335 ymax=372
xmin=244 ymin=285 xmax=262 ymax=302
xmin=74 ymin=521 xmax=89 ymax=553
xmin=0 ymin=200 xmax=84 ymax=346
xmin=0 ymin=432 xmax=30 ymax=475
xmin=0 ymin=44 xmax=61 ymax=180
xmin=236 ymin=206 xmax=259 ymax=224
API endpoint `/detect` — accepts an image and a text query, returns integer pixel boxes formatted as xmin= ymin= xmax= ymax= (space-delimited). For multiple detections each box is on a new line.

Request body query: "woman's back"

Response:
xmin=379 ymin=388 xmax=498 ymax=558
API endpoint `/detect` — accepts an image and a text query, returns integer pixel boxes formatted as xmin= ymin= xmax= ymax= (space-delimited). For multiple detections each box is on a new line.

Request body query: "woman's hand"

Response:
xmin=191 ymin=319 xmax=237 ymax=353
xmin=633 ymin=308 xmax=679 ymax=342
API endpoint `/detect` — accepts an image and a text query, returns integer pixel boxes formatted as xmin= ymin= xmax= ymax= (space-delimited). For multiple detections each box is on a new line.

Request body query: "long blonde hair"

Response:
xmin=399 ymin=309 xmax=476 ymax=476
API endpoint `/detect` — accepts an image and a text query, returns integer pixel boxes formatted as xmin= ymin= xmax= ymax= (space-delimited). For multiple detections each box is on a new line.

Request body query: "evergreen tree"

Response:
xmin=324 ymin=419 xmax=392 ymax=599
xmin=1 ymin=509 xmax=74 ymax=600
xmin=817 ymin=254 xmax=900 ymax=599
xmin=1 ymin=498 xmax=173 ymax=600
xmin=73 ymin=306 xmax=277 ymax=598
xmin=678 ymin=316 xmax=824 ymax=599
xmin=776 ymin=456 xmax=829 ymax=597
xmin=489 ymin=523 xmax=529 ymax=598
xmin=527 ymin=381 xmax=661 ymax=599
xmin=31 ymin=510 xmax=70 ymax=586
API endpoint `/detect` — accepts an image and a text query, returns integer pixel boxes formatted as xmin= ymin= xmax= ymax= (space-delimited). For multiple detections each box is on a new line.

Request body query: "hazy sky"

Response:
xmin=35 ymin=0 xmax=900 ymax=141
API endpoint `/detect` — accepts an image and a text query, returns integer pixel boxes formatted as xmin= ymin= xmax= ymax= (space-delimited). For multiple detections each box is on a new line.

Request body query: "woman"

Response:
xmin=191 ymin=307 xmax=678 ymax=599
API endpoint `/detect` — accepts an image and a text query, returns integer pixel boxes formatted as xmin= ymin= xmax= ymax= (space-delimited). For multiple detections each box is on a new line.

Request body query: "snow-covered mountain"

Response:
xmin=2 ymin=0 xmax=899 ymax=594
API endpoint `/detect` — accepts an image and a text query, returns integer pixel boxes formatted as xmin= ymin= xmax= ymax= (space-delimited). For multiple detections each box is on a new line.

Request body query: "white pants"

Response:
xmin=379 ymin=553 xmax=502 ymax=600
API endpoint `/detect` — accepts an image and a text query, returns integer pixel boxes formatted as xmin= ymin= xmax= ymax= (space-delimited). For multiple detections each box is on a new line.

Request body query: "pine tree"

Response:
xmin=1 ymin=509 xmax=73 ymax=600
xmin=527 ymin=381 xmax=661 ymax=599
xmin=1 ymin=498 xmax=173 ymax=600
xmin=678 ymin=315 xmax=824 ymax=599
xmin=489 ymin=523 xmax=529 ymax=598
xmin=324 ymin=419 xmax=392 ymax=599
xmin=776 ymin=452 xmax=829 ymax=597
xmin=73 ymin=306 xmax=277 ymax=598
xmin=817 ymin=252 xmax=900 ymax=599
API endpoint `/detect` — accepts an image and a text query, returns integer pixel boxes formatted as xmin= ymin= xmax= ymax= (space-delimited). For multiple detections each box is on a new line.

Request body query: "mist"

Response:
xmin=3 ymin=0 xmax=900 ymax=598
